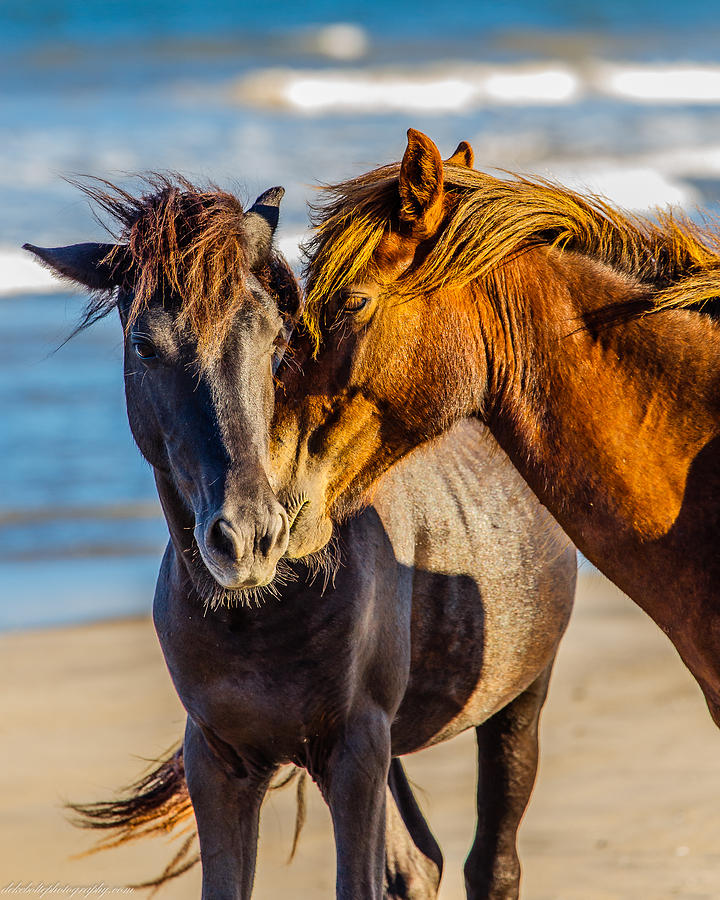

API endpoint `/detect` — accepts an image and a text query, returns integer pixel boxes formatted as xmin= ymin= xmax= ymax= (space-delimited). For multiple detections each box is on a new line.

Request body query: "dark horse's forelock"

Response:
xmin=303 ymin=162 xmax=720 ymax=346
xmin=75 ymin=174 xmax=292 ymax=359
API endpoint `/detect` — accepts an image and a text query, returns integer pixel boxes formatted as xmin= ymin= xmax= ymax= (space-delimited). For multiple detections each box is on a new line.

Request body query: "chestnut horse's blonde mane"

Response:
xmin=303 ymin=161 xmax=720 ymax=345
xmin=76 ymin=174 xmax=298 ymax=358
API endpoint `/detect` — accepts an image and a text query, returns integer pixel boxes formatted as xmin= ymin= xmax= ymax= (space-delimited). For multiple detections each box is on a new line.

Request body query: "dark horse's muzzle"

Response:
xmin=195 ymin=498 xmax=290 ymax=589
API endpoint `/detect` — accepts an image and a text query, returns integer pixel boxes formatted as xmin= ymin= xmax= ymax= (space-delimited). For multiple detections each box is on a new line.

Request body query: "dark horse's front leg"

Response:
xmin=184 ymin=717 xmax=275 ymax=900
xmin=464 ymin=666 xmax=552 ymax=900
xmin=321 ymin=707 xmax=393 ymax=900
xmin=385 ymin=758 xmax=443 ymax=899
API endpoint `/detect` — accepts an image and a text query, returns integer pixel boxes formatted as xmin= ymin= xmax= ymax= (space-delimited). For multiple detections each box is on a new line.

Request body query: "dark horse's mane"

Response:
xmin=74 ymin=174 xmax=299 ymax=359
xmin=303 ymin=161 xmax=720 ymax=343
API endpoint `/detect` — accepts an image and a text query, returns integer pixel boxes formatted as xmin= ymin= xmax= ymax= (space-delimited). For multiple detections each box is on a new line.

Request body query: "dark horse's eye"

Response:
xmin=343 ymin=294 xmax=369 ymax=313
xmin=132 ymin=339 xmax=157 ymax=361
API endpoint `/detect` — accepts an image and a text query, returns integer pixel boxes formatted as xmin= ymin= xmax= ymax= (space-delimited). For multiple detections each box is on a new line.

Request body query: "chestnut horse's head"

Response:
xmin=273 ymin=130 xmax=489 ymax=558
xmin=25 ymin=176 xmax=302 ymax=603
xmin=275 ymin=127 xmax=720 ymax=562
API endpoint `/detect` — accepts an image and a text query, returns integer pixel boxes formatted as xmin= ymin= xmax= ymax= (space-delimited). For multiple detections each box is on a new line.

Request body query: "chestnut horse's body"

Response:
xmin=266 ymin=132 xmax=720 ymax=725
xmin=25 ymin=180 xmax=576 ymax=900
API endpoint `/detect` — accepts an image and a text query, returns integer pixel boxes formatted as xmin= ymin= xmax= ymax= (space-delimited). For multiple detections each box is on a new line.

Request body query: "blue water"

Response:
xmin=3 ymin=0 xmax=720 ymax=628
xmin=4 ymin=0 xmax=720 ymax=48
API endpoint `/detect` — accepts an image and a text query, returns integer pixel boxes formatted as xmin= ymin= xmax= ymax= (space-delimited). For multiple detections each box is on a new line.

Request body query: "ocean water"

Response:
xmin=2 ymin=0 xmax=720 ymax=629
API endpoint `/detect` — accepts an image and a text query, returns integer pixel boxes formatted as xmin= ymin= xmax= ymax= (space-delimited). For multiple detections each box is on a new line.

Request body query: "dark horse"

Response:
xmin=25 ymin=177 xmax=575 ymax=899
xmin=238 ymin=131 xmax=720 ymax=727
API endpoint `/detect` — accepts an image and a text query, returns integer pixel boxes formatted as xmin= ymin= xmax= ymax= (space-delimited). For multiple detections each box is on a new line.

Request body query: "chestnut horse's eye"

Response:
xmin=131 ymin=339 xmax=157 ymax=360
xmin=343 ymin=294 xmax=369 ymax=313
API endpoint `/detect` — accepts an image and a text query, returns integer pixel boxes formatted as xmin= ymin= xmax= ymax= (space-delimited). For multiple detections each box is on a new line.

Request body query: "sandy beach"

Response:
xmin=2 ymin=569 xmax=719 ymax=899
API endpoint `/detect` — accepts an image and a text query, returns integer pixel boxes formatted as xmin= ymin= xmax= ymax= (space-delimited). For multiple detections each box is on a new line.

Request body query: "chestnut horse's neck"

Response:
xmin=471 ymin=247 xmax=720 ymax=711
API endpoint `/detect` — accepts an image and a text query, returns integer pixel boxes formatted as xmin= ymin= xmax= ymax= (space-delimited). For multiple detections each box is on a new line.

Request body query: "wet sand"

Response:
xmin=2 ymin=569 xmax=719 ymax=899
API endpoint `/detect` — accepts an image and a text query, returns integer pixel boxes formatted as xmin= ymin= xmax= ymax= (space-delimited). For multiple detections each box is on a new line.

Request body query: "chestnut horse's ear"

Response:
xmin=445 ymin=140 xmax=474 ymax=169
xmin=22 ymin=242 xmax=129 ymax=291
xmin=398 ymin=129 xmax=445 ymax=239
xmin=243 ymin=186 xmax=285 ymax=270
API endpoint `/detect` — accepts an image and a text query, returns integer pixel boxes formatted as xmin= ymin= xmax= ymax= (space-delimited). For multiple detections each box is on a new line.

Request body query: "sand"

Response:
xmin=2 ymin=569 xmax=719 ymax=899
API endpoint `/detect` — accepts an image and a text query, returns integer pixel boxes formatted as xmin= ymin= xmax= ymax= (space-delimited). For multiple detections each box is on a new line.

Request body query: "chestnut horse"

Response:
xmin=261 ymin=131 xmax=720 ymax=726
xmin=25 ymin=177 xmax=576 ymax=899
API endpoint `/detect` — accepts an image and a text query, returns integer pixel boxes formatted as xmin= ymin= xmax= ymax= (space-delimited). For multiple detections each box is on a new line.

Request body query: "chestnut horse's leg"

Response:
xmin=322 ymin=707 xmax=392 ymax=900
xmin=464 ymin=665 xmax=553 ymax=900
xmin=385 ymin=757 xmax=443 ymax=899
xmin=183 ymin=717 xmax=275 ymax=900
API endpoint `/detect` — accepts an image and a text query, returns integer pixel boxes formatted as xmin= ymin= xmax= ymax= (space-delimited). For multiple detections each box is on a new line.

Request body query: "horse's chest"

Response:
xmin=157 ymin=614 xmax=351 ymax=759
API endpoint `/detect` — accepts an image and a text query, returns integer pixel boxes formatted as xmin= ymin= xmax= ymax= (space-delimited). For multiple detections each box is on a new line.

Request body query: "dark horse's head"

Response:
xmin=25 ymin=176 xmax=301 ymax=600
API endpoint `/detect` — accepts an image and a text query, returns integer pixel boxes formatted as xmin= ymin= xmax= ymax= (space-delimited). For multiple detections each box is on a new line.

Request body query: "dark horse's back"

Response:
xmin=366 ymin=419 xmax=576 ymax=754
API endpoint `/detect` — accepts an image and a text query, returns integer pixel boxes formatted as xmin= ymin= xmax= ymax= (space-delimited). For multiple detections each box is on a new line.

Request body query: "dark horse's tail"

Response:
xmin=68 ymin=745 xmax=198 ymax=892
xmin=68 ymin=745 xmax=307 ymax=894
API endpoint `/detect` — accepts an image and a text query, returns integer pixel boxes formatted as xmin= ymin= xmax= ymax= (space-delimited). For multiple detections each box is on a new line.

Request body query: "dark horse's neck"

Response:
xmin=476 ymin=247 xmax=720 ymax=716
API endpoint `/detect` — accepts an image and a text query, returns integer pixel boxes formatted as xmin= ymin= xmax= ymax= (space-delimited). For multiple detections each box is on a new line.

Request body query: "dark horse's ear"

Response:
xmin=243 ymin=186 xmax=285 ymax=270
xmin=22 ymin=242 xmax=129 ymax=291
xmin=398 ymin=129 xmax=445 ymax=240
xmin=445 ymin=140 xmax=474 ymax=169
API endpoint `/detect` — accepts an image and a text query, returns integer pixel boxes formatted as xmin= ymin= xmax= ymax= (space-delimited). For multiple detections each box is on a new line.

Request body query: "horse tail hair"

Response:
xmin=288 ymin=770 xmax=307 ymax=862
xmin=67 ymin=743 xmax=308 ymax=892
xmin=263 ymin=765 xmax=308 ymax=862
xmin=67 ymin=744 xmax=198 ymax=893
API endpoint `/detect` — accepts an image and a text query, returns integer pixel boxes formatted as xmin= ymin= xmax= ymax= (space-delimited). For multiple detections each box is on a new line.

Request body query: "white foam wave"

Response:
xmin=600 ymin=64 xmax=720 ymax=104
xmin=234 ymin=64 xmax=581 ymax=114
xmin=0 ymin=247 xmax=69 ymax=297
xmin=285 ymin=76 xmax=476 ymax=112
xmin=484 ymin=68 xmax=578 ymax=104
xmin=233 ymin=61 xmax=720 ymax=114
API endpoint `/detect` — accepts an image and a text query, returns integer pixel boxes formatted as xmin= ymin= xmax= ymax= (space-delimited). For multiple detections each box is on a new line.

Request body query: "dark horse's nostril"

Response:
xmin=209 ymin=517 xmax=238 ymax=560
xmin=258 ymin=511 xmax=289 ymax=557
